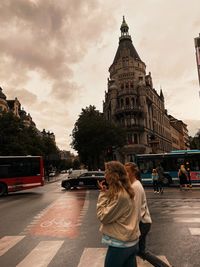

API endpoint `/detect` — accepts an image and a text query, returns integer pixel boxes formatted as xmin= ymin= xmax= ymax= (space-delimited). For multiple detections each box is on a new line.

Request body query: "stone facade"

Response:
xmin=103 ymin=17 xmax=189 ymax=162
xmin=0 ymin=86 xmax=35 ymax=127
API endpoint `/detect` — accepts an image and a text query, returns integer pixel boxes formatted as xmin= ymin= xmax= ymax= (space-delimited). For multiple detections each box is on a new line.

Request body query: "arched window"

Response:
xmin=126 ymin=97 xmax=129 ymax=106
xmin=134 ymin=134 xmax=138 ymax=144
xmin=131 ymin=97 xmax=135 ymax=106
xmin=121 ymin=99 xmax=124 ymax=107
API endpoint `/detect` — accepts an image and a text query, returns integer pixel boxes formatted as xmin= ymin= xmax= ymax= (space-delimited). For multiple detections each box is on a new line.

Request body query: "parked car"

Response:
xmin=49 ymin=171 xmax=56 ymax=177
xmin=61 ymin=171 xmax=105 ymax=190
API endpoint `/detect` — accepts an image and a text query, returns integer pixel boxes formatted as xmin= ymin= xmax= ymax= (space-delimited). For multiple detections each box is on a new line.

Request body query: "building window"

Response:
xmin=126 ymin=97 xmax=130 ymax=106
xmin=134 ymin=134 xmax=138 ymax=144
xmin=127 ymin=154 xmax=135 ymax=162
xmin=127 ymin=133 xmax=133 ymax=144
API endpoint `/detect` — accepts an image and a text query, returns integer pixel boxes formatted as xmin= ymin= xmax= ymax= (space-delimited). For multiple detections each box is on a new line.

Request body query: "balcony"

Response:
xmin=115 ymin=106 xmax=143 ymax=115
xmin=118 ymin=89 xmax=137 ymax=96
xmin=126 ymin=124 xmax=144 ymax=132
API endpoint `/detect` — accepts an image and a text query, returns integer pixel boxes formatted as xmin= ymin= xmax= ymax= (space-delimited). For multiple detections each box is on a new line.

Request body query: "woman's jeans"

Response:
xmin=104 ymin=242 xmax=139 ymax=267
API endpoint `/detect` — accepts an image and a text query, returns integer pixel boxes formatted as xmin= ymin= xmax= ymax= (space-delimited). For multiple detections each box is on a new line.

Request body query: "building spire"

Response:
xmin=160 ymin=87 xmax=164 ymax=101
xmin=120 ymin=16 xmax=130 ymax=38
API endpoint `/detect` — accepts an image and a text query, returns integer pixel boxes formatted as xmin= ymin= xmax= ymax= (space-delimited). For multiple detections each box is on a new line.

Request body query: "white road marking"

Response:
xmin=16 ymin=241 xmax=64 ymax=267
xmin=166 ymin=210 xmax=200 ymax=215
xmin=174 ymin=218 xmax=200 ymax=223
xmin=189 ymin=228 xmax=200 ymax=235
xmin=0 ymin=236 xmax=25 ymax=256
xmin=77 ymin=248 xmax=171 ymax=267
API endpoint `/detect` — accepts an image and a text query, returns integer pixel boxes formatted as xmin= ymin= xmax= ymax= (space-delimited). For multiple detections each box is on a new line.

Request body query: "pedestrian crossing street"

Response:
xmin=0 ymin=236 xmax=171 ymax=267
xmin=77 ymin=248 xmax=171 ymax=267
xmin=1 ymin=198 xmax=200 ymax=266
xmin=149 ymin=199 xmax=200 ymax=236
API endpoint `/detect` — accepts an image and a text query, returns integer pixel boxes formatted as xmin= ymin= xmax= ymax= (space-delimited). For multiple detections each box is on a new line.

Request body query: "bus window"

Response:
xmin=138 ymin=159 xmax=154 ymax=174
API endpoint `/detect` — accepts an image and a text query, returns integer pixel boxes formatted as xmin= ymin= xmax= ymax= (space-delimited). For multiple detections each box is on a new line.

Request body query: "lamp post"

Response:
xmin=194 ymin=33 xmax=200 ymax=89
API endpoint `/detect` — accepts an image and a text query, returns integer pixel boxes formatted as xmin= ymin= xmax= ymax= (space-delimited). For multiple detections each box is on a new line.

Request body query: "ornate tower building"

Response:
xmin=103 ymin=17 xmax=174 ymax=162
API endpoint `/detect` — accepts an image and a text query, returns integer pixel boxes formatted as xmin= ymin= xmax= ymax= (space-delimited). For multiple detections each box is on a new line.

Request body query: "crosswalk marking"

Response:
xmin=169 ymin=210 xmax=200 ymax=215
xmin=162 ymin=210 xmax=200 ymax=215
xmin=189 ymin=228 xmax=200 ymax=235
xmin=16 ymin=241 xmax=64 ymax=267
xmin=77 ymin=248 xmax=171 ymax=267
xmin=0 ymin=236 xmax=25 ymax=256
xmin=174 ymin=218 xmax=200 ymax=223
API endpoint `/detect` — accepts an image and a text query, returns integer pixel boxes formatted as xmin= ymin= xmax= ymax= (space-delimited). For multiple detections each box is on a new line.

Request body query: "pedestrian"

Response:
xmin=178 ymin=164 xmax=188 ymax=190
xmin=97 ymin=161 xmax=140 ymax=267
xmin=152 ymin=168 xmax=159 ymax=193
xmin=125 ymin=162 xmax=171 ymax=267
xmin=156 ymin=164 xmax=164 ymax=194
xmin=124 ymin=162 xmax=152 ymax=257
xmin=185 ymin=161 xmax=192 ymax=188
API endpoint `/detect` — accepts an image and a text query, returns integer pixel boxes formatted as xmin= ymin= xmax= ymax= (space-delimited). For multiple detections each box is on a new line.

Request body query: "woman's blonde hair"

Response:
xmin=180 ymin=164 xmax=186 ymax=173
xmin=105 ymin=161 xmax=134 ymax=200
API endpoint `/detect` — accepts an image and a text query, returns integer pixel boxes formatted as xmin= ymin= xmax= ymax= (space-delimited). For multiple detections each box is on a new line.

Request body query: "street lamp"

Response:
xmin=194 ymin=33 xmax=200 ymax=90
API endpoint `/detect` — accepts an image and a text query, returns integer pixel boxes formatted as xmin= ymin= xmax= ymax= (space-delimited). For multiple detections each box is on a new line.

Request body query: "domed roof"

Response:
xmin=0 ymin=87 xmax=6 ymax=100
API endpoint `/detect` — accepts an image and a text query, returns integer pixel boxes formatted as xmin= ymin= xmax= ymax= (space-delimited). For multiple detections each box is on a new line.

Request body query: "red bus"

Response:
xmin=0 ymin=156 xmax=44 ymax=196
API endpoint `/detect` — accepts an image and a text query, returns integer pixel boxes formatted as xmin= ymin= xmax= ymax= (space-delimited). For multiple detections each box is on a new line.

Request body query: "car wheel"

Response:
xmin=64 ymin=182 xmax=71 ymax=190
xmin=0 ymin=183 xmax=7 ymax=196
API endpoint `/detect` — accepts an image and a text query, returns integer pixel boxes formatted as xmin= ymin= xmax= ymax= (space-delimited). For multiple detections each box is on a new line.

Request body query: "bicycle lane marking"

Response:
xmin=23 ymin=191 xmax=89 ymax=238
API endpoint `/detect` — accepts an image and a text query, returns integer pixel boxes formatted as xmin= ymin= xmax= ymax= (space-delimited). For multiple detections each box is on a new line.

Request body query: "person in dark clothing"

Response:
xmin=185 ymin=161 xmax=192 ymax=188
xmin=156 ymin=164 xmax=164 ymax=194
xmin=178 ymin=164 xmax=188 ymax=190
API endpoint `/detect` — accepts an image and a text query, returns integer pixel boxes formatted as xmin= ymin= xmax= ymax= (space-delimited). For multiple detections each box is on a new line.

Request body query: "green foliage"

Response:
xmin=71 ymin=105 xmax=126 ymax=169
xmin=0 ymin=112 xmax=59 ymax=162
xmin=73 ymin=158 xmax=81 ymax=169
xmin=189 ymin=130 xmax=200 ymax=149
xmin=59 ymin=159 xmax=73 ymax=170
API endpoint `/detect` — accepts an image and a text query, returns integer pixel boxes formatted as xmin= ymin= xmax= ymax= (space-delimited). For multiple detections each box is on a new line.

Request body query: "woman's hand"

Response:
xmin=97 ymin=180 xmax=108 ymax=191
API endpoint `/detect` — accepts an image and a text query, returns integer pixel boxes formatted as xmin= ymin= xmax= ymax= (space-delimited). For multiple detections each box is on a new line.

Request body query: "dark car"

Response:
xmin=61 ymin=171 xmax=105 ymax=190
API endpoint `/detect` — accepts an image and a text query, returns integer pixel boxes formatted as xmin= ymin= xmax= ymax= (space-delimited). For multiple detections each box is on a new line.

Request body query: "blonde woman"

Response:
xmin=178 ymin=164 xmax=188 ymax=189
xmin=97 ymin=161 xmax=140 ymax=267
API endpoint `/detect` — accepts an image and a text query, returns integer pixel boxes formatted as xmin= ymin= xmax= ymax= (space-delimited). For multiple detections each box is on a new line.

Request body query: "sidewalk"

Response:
xmin=44 ymin=175 xmax=60 ymax=184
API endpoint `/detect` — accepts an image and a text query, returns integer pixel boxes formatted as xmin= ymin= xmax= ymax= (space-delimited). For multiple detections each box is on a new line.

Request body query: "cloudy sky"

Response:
xmin=0 ymin=0 xmax=200 ymax=153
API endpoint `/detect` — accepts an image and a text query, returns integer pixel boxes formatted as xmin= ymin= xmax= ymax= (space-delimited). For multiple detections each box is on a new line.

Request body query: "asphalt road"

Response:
xmin=0 ymin=175 xmax=200 ymax=267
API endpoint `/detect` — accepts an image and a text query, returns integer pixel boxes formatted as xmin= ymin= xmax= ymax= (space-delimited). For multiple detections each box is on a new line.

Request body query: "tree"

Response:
xmin=71 ymin=105 xmax=126 ymax=170
xmin=189 ymin=129 xmax=200 ymax=149
xmin=0 ymin=112 xmax=60 ymax=164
